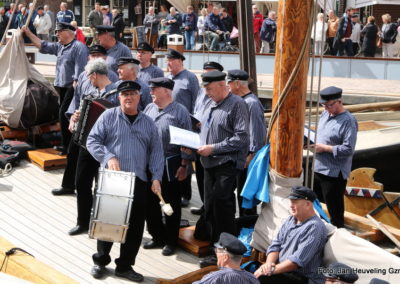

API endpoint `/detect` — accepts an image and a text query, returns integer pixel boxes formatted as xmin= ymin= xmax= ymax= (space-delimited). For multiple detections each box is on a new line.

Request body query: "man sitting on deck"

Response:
xmin=194 ymin=232 xmax=259 ymax=284
xmin=254 ymin=186 xmax=327 ymax=284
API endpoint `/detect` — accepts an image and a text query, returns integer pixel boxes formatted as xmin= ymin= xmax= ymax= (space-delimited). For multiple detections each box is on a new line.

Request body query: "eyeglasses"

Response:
xmin=320 ymin=100 xmax=338 ymax=108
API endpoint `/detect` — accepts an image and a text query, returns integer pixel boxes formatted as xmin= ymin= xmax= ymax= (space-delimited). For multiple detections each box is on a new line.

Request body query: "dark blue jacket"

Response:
xmin=165 ymin=13 xmax=182 ymax=35
xmin=182 ymin=12 xmax=197 ymax=31
xmin=205 ymin=13 xmax=226 ymax=32
xmin=260 ymin=18 xmax=276 ymax=42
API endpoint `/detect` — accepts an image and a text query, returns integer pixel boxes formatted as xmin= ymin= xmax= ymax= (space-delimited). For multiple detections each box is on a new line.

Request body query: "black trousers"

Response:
xmin=75 ymin=147 xmax=99 ymax=227
xmin=181 ymin=172 xmax=192 ymax=201
xmin=259 ymin=273 xmax=308 ymax=284
xmin=314 ymin=172 xmax=346 ymax=228
xmin=93 ymin=178 xmax=148 ymax=272
xmin=204 ymin=161 xmax=238 ymax=242
xmin=61 ymin=138 xmax=79 ymax=189
xmin=55 ymin=86 xmax=74 ymax=151
xmin=145 ymin=169 xmax=182 ymax=246
xmin=327 ymin=37 xmax=336 ymax=55
xmin=236 ymin=168 xmax=257 ymax=217
xmin=195 ymin=155 xmax=204 ymax=204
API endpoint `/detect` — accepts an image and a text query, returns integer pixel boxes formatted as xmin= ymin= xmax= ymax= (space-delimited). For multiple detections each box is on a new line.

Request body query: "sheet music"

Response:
xmin=169 ymin=125 xmax=201 ymax=149
xmin=304 ymin=126 xmax=316 ymax=144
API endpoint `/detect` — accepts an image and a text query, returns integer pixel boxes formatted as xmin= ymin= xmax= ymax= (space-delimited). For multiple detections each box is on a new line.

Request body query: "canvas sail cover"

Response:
xmin=0 ymin=30 xmax=59 ymax=128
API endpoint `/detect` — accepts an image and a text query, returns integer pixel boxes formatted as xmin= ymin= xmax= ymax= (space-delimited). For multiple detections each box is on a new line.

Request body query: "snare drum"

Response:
xmin=89 ymin=168 xmax=136 ymax=243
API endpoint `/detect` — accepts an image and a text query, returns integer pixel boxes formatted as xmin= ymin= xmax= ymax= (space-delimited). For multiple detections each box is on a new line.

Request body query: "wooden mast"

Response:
xmin=269 ymin=0 xmax=313 ymax=177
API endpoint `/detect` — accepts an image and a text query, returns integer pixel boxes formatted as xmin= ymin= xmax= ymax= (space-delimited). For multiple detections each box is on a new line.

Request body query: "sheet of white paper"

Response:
xmin=169 ymin=125 xmax=201 ymax=149
xmin=304 ymin=126 xmax=316 ymax=144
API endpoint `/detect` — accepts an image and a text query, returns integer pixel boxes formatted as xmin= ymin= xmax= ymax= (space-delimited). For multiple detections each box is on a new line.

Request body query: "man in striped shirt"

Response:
xmin=143 ymin=77 xmax=192 ymax=256
xmin=309 ymin=86 xmax=357 ymax=228
xmin=198 ymin=70 xmax=249 ymax=268
xmin=87 ymin=80 xmax=164 ymax=282
xmin=227 ymin=69 xmax=266 ymax=216
xmin=255 ymin=186 xmax=327 ymax=284
xmin=136 ymin=42 xmax=164 ymax=85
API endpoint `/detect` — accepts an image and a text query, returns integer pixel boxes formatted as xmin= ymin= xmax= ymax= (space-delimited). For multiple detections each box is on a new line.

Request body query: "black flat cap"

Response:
xmin=149 ymin=77 xmax=175 ymax=90
xmin=96 ymin=25 xmax=115 ymax=34
xmin=137 ymin=42 xmax=154 ymax=53
xmin=369 ymin=279 xmax=390 ymax=284
xmin=323 ymin=263 xmax=358 ymax=283
xmin=117 ymin=80 xmax=141 ymax=93
xmin=166 ymin=48 xmax=185 ymax=61
xmin=288 ymin=186 xmax=317 ymax=202
xmin=227 ymin=69 xmax=249 ymax=82
xmin=118 ymin=57 xmax=140 ymax=66
xmin=203 ymin=61 xmax=224 ymax=72
xmin=320 ymin=86 xmax=342 ymax=103
xmin=89 ymin=44 xmax=107 ymax=55
xmin=214 ymin=232 xmax=247 ymax=255
xmin=201 ymin=70 xmax=226 ymax=86
xmin=37 ymin=6 xmax=44 ymax=10
xmin=55 ymin=22 xmax=75 ymax=32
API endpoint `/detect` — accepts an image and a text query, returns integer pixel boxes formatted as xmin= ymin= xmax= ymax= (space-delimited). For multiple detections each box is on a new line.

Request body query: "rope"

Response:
xmin=0 ymin=247 xmax=34 ymax=272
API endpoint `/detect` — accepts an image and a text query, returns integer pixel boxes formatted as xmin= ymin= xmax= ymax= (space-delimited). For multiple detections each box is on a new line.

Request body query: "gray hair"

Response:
xmin=238 ymin=80 xmax=249 ymax=86
xmin=226 ymin=252 xmax=242 ymax=264
xmin=126 ymin=63 xmax=139 ymax=74
xmin=85 ymin=58 xmax=108 ymax=75
xmin=269 ymin=11 xmax=276 ymax=17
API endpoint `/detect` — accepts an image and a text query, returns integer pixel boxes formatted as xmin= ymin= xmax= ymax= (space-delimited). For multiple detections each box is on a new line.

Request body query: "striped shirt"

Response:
xmin=314 ymin=110 xmax=358 ymax=179
xmin=138 ymin=64 xmax=164 ymax=85
xmin=87 ymin=107 xmax=164 ymax=182
xmin=115 ymin=79 xmax=152 ymax=111
xmin=168 ymin=69 xmax=200 ymax=114
xmin=267 ymin=215 xmax=327 ymax=284
xmin=144 ymin=101 xmax=192 ymax=159
xmin=105 ymin=41 xmax=132 ymax=73
xmin=200 ymin=93 xmax=249 ymax=169
xmin=193 ymin=267 xmax=259 ymax=284
xmin=40 ymin=40 xmax=89 ymax=87
xmin=66 ymin=69 xmax=119 ymax=116
xmin=242 ymin=93 xmax=266 ymax=153
xmin=193 ymin=88 xmax=212 ymax=123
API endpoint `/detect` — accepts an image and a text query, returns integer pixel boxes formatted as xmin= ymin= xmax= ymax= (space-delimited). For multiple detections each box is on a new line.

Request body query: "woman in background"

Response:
xmin=360 ymin=16 xmax=378 ymax=57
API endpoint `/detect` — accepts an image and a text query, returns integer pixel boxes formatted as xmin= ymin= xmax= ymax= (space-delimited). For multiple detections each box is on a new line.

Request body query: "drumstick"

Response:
xmin=156 ymin=191 xmax=166 ymax=204
xmin=156 ymin=192 xmax=174 ymax=216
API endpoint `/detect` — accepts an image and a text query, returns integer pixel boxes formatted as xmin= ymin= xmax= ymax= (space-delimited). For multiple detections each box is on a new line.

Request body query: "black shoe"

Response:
xmin=115 ymin=269 xmax=144 ymax=282
xmin=90 ymin=265 xmax=106 ymax=279
xmin=181 ymin=198 xmax=190 ymax=208
xmin=190 ymin=207 xmax=204 ymax=215
xmin=142 ymin=239 xmax=164 ymax=249
xmin=199 ymin=255 xmax=217 ymax=268
xmin=162 ymin=245 xmax=175 ymax=256
xmin=51 ymin=187 xmax=75 ymax=195
xmin=68 ymin=225 xmax=88 ymax=236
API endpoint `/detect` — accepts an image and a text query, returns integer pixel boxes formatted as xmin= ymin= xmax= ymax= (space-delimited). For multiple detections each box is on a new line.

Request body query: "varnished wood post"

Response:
xmin=269 ymin=0 xmax=313 ymax=177
xmin=236 ymin=0 xmax=258 ymax=94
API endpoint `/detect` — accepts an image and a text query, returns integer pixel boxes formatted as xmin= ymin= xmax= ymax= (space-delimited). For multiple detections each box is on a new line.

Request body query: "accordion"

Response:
xmin=73 ymin=98 xmax=115 ymax=148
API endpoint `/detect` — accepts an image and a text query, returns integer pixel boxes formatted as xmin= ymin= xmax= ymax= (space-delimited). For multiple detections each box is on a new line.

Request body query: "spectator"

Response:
xmin=88 ymin=2 xmax=102 ymax=29
xmin=0 ymin=8 xmax=9 ymax=41
xmin=56 ymin=2 xmax=75 ymax=24
xmin=157 ymin=5 xmax=169 ymax=48
xmin=33 ymin=6 xmax=52 ymax=41
xmin=361 ymin=16 xmax=378 ymax=57
xmin=204 ymin=6 xmax=227 ymax=51
xmin=163 ymin=7 xmax=182 ymax=36
xmin=71 ymin=21 xmax=85 ymax=44
xmin=334 ymin=7 xmax=354 ymax=56
xmin=112 ymin=9 xmax=125 ymax=43
xmin=143 ymin=6 xmax=160 ymax=48
xmin=350 ymin=14 xmax=362 ymax=55
xmin=182 ymin=5 xmax=197 ymax=50
xmin=101 ymin=6 xmax=111 ymax=26
xmin=327 ymin=10 xmax=339 ymax=55
xmin=312 ymin=13 xmax=328 ymax=56
xmin=197 ymin=8 xmax=208 ymax=47
xmin=17 ymin=7 xmax=36 ymax=42
xmin=44 ymin=5 xmax=56 ymax=40
xmin=260 ymin=11 xmax=276 ymax=54
xmin=380 ymin=13 xmax=398 ymax=58
xmin=252 ymin=5 xmax=263 ymax=53
xmin=220 ymin=8 xmax=233 ymax=33
xmin=28 ymin=3 xmax=37 ymax=23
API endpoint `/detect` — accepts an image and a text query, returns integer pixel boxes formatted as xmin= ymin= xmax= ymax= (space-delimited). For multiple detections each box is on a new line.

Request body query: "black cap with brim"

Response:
xmin=320 ymin=86 xmax=342 ymax=103
xmin=89 ymin=44 xmax=107 ymax=55
xmin=203 ymin=61 xmax=224 ymax=72
xmin=214 ymin=232 xmax=247 ymax=255
xmin=227 ymin=69 xmax=249 ymax=82
xmin=323 ymin=262 xmax=359 ymax=283
xmin=137 ymin=42 xmax=155 ymax=54
xmin=166 ymin=48 xmax=185 ymax=61
xmin=288 ymin=186 xmax=317 ymax=202
xmin=117 ymin=80 xmax=141 ymax=93
xmin=149 ymin=77 xmax=175 ymax=90
xmin=96 ymin=25 xmax=115 ymax=34
xmin=201 ymin=70 xmax=226 ymax=86
xmin=55 ymin=22 xmax=76 ymax=32
xmin=118 ymin=57 xmax=140 ymax=66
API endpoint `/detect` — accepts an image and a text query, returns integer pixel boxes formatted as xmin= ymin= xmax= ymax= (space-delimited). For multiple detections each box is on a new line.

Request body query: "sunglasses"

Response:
xmin=320 ymin=100 xmax=338 ymax=108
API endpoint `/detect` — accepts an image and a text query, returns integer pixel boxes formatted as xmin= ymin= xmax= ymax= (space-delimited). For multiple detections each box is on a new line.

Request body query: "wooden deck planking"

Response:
xmin=0 ymin=161 xmax=203 ymax=283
